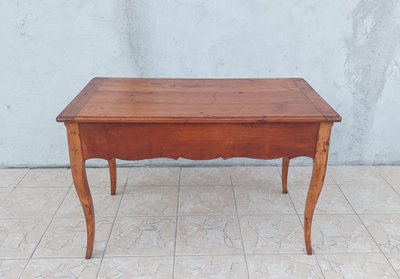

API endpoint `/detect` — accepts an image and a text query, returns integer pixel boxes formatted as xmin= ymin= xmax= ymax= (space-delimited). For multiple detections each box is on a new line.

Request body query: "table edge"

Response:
xmin=56 ymin=77 xmax=342 ymax=123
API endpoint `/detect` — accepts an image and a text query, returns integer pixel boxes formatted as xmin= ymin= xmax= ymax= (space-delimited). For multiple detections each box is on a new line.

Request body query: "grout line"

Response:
xmin=172 ymin=168 xmax=182 ymax=279
xmin=18 ymin=183 xmax=72 ymax=279
xmin=11 ymin=168 xmax=32 ymax=193
xmin=377 ymin=172 xmax=400 ymax=198
xmin=313 ymin=254 xmax=327 ymax=279
xmin=1 ymin=251 xmax=393 ymax=261
xmin=96 ymin=169 xmax=129 ymax=278
xmin=287 ymin=192 xmax=305 ymax=229
xmin=0 ymin=213 xmax=368 ymax=220
xmin=229 ymin=169 xmax=251 ymax=279
xmin=334 ymin=180 xmax=400 ymax=278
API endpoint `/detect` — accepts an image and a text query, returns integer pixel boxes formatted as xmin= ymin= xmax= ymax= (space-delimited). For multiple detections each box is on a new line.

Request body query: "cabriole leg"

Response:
xmin=304 ymin=122 xmax=332 ymax=255
xmin=66 ymin=123 xmax=95 ymax=259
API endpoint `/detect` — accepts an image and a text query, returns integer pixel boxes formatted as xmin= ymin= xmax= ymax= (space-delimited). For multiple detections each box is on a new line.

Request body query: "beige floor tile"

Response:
xmin=361 ymin=214 xmax=400 ymax=253
xmin=386 ymin=253 xmax=400 ymax=275
xmin=21 ymin=258 xmax=101 ymax=279
xmin=240 ymin=215 xmax=304 ymax=254
xmin=179 ymin=187 xmax=236 ymax=215
xmin=339 ymin=183 xmax=400 ymax=214
xmin=33 ymin=218 xmax=113 ymax=258
xmin=180 ymin=167 xmax=231 ymax=186
xmin=174 ymin=255 xmax=248 ymax=279
xmin=247 ymin=254 xmax=323 ymax=279
xmin=176 ymin=215 xmax=243 ymax=255
xmin=0 ymin=188 xmax=13 ymax=193
xmin=0 ymin=218 xmax=50 ymax=258
xmin=304 ymin=215 xmax=380 ymax=254
xmin=0 ymin=259 xmax=28 ymax=278
xmin=391 ymin=184 xmax=400 ymax=196
xmin=106 ymin=217 xmax=176 ymax=256
xmin=0 ymin=169 xmax=29 ymax=187
xmin=378 ymin=166 xmax=400 ymax=184
xmin=118 ymin=187 xmax=178 ymax=216
xmin=230 ymin=166 xmax=280 ymax=187
xmin=18 ymin=169 xmax=73 ymax=187
xmin=0 ymin=192 xmax=9 ymax=206
xmin=57 ymin=187 xmax=122 ymax=218
xmin=281 ymin=166 xmax=335 ymax=185
xmin=234 ymin=186 xmax=296 ymax=215
xmin=329 ymin=166 xmax=387 ymax=185
xmin=289 ymin=184 xmax=354 ymax=214
xmin=126 ymin=167 xmax=180 ymax=186
xmin=0 ymin=188 xmax=68 ymax=218
xmin=317 ymin=254 xmax=398 ymax=279
xmin=98 ymin=257 xmax=173 ymax=279
xmin=86 ymin=167 xmax=130 ymax=187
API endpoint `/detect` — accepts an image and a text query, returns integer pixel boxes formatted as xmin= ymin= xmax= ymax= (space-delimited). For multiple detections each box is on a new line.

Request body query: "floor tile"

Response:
xmin=86 ymin=167 xmax=130 ymax=187
xmin=0 ymin=192 xmax=9 ymax=206
xmin=361 ymin=214 xmax=400 ymax=253
xmin=33 ymin=218 xmax=113 ymax=258
xmin=18 ymin=168 xmax=73 ymax=187
xmin=339 ymin=183 xmax=400 ymax=214
xmin=247 ymin=254 xmax=323 ymax=279
xmin=281 ymin=166 xmax=335 ymax=185
xmin=0 ymin=188 xmax=68 ymax=218
xmin=98 ymin=257 xmax=173 ymax=279
xmin=126 ymin=167 xmax=180 ymax=186
xmin=386 ymin=253 xmax=400 ymax=275
xmin=378 ymin=166 xmax=400 ymax=184
xmin=239 ymin=215 xmax=304 ymax=254
xmin=174 ymin=255 xmax=248 ymax=279
xmin=180 ymin=167 xmax=231 ymax=186
xmin=230 ymin=166 xmax=281 ymax=187
xmin=176 ymin=215 xmax=243 ymax=255
xmin=21 ymin=258 xmax=101 ymax=279
xmin=391 ymin=184 xmax=400 ymax=196
xmin=234 ymin=186 xmax=296 ymax=215
xmin=57 ymin=187 xmax=122 ymax=218
xmin=118 ymin=187 xmax=178 ymax=217
xmin=289 ymin=184 xmax=354 ymax=214
xmin=0 ymin=188 xmax=13 ymax=193
xmin=0 ymin=218 xmax=50 ymax=258
xmin=317 ymin=254 xmax=398 ymax=279
xmin=106 ymin=217 xmax=176 ymax=256
xmin=179 ymin=186 xmax=236 ymax=215
xmin=0 ymin=169 xmax=28 ymax=187
xmin=304 ymin=215 xmax=380 ymax=254
xmin=329 ymin=166 xmax=387 ymax=185
xmin=0 ymin=259 xmax=28 ymax=278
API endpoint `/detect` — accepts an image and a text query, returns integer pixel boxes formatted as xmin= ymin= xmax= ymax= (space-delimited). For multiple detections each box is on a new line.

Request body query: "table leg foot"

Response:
xmin=304 ymin=122 xmax=332 ymax=255
xmin=108 ymin=158 xmax=117 ymax=195
xmin=282 ymin=157 xmax=289 ymax=194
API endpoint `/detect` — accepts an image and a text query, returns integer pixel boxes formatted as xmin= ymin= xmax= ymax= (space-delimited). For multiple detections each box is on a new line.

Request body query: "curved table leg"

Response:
xmin=66 ymin=123 xmax=95 ymax=259
xmin=282 ymin=157 xmax=290 ymax=194
xmin=304 ymin=122 xmax=332 ymax=255
xmin=108 ymin=158 xmax=117 ymax=195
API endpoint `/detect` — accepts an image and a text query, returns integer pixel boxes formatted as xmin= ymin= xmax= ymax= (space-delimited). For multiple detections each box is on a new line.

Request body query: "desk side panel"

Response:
xmin=78 ymin=123 xmax=319 ymax=161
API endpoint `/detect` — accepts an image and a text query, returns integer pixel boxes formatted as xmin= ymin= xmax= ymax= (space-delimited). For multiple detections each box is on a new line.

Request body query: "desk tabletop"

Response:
xmin=56 ymin=78 xmax=341 ymax=123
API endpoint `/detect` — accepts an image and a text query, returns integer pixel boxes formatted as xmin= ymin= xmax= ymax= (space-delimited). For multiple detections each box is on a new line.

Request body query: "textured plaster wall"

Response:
xmin=1 ymin=0 xmax=400 ymax=167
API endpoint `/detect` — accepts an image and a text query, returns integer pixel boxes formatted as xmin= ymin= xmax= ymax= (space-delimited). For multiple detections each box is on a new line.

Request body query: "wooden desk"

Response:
xmin=57 ymin=78 xmax=341 ymax=259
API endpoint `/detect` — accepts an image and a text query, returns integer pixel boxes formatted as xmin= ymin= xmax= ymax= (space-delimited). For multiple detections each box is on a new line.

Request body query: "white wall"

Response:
xmin=1 ymin=0 xmax=400 ymax=167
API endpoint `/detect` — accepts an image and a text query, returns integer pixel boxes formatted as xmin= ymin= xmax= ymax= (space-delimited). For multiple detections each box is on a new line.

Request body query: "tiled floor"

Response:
xmin=0 ymin=165 xmax=400 ymax=278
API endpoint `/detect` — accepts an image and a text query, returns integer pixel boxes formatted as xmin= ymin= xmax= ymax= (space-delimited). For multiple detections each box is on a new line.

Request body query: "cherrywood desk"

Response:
xmin=57 ymin=78 xmax=341 ymax=259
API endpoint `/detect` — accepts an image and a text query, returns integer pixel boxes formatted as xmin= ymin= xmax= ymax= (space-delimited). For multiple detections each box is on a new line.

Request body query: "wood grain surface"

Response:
xmin=57 ymin=78 xmax=341 ymax=123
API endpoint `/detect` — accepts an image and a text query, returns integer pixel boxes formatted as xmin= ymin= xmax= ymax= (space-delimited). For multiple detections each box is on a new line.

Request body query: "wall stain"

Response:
xmin=345 ymin=0 xmax=400 ymax=162
xmin=124 ymin=0 xmax=147 ymax=77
